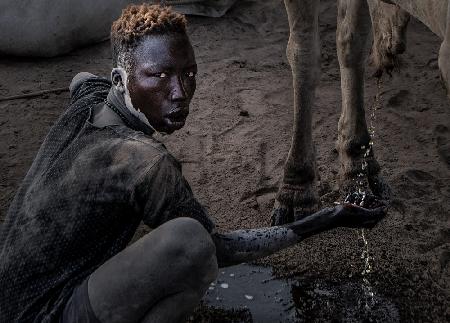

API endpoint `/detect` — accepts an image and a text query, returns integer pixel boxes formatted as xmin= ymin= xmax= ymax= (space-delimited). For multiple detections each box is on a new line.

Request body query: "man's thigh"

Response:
xmin=86 ymin=217 xmax=216 ymax=323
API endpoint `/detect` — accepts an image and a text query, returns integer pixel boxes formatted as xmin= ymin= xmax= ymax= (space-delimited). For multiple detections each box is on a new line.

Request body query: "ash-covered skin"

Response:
xmin=213 ymin=227 xmax=297 ymax=267
xmin=112 ymin=67 xmax=152 ymax=128
xmin=117 ymin=33 xmax=197 ymax=135
xmin=213 ymin=201 xmax=387 ymax=268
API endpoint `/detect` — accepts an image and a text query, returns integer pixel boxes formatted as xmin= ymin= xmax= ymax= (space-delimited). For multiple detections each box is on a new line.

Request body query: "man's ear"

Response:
xmin=111 ymin=67 xmax=128 ymax=94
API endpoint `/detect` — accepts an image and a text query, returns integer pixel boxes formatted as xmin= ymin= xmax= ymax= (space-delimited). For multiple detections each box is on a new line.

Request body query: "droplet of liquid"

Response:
xmin=220 ymin=283 xmax=229 ymax=289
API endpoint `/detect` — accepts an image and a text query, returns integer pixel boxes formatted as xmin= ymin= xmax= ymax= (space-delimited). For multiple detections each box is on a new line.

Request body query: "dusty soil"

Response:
xmin=0 ymin=0 xmax=449 ymax=322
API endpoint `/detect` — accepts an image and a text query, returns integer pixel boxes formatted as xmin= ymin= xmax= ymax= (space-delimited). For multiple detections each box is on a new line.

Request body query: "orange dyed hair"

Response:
xmin=111 ymin=4 xmax=187 ymax=68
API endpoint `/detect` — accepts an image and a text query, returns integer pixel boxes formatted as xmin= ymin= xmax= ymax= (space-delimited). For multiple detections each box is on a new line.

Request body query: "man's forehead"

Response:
xmin=139 ymin=60 xmax=196 ymax=69
xmin=133 ymin=34 xmax=195 ymax=66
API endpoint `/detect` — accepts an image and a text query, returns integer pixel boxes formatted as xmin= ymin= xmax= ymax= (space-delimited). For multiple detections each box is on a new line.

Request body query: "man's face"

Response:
xmin=127 ymin=33 xmax=197 ymax=134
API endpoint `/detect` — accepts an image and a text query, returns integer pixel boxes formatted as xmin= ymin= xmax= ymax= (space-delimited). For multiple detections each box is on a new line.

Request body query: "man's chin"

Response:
xmin=160 ymin=119 xmax=186 ymax=134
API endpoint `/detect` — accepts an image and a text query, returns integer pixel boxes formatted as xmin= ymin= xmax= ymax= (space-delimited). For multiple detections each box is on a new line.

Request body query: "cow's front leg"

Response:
xmin=271 ymin=0 xmax=321 ymax=225
xmin=336 ymin=0 xmax=390 ymax=199
xmin=438 ymin=1 xmax=450 ymax=98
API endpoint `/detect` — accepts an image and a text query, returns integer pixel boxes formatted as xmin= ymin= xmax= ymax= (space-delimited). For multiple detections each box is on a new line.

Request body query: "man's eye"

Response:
xmin=150 ymin=72 xmax=167 ymax=78
xmin=156 ymin=72 xmax=168 ymax=78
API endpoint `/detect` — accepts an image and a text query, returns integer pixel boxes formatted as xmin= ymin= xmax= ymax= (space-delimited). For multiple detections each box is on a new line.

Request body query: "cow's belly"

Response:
xmin=388 ymin=0 xmax=448 ymax=39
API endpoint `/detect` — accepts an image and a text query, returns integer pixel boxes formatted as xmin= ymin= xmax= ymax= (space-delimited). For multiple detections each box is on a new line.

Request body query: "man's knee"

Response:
xmin=157 ymin=218 xmax=218 ymax=284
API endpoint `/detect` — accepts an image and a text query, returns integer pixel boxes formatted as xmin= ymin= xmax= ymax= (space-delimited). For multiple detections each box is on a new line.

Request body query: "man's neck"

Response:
xmin=93 ymin=86 xmax=155 ymax=136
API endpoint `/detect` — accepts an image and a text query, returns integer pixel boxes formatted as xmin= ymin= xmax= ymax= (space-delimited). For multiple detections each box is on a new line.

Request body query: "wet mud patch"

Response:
xmin=201 ymin=264 xmax=399 ymax=323
xmin=188 ymin=305 xmax=253 ymax=323
xmin=292 ymin=279 xmax=399 ymax=323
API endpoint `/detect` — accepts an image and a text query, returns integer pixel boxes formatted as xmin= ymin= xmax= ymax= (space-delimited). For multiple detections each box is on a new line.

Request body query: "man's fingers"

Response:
xmin=340 ymin=202 xmax=388 ymax=228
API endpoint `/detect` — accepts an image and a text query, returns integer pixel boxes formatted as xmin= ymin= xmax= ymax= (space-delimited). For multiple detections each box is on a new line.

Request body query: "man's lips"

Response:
xmin=163 ymin=109 xmax=189 ymax=132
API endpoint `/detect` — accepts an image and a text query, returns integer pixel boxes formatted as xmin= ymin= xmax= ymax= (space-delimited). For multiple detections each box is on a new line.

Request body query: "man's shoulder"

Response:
xmin=105 ymin=128 xmax=178 ymax=168
xmin=69 ymin=72 xmax=111 ymax=104
xmin=69 ymin=72 xmax=97 ymax=94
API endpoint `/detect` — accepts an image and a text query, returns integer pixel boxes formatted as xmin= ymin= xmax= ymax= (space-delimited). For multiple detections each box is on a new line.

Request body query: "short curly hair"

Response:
xmin=111 ymin=4 xmax=187 ymax=70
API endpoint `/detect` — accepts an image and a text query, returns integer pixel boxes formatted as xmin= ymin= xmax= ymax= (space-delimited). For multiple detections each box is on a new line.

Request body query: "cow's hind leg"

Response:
xmin=271 ymin=0 xmax=321 ymax=225
xmin=336 ymin=0 xmax=391 ymax=199
xmin=367 ymin=0 xmax=410 ymax=77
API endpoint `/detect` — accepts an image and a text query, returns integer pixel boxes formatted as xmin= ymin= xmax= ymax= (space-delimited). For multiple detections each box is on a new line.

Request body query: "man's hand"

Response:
xmin=213 ymin=195 xmax=388 ymax=268
xmin=332 ymin=196 xmax=388 ymax=229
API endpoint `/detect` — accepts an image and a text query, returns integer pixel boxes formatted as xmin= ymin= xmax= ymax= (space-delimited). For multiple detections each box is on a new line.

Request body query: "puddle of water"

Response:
xmin=203 ymin=264 xmax=399 ymax=323
xmin=204 ymin=264 xmax=297 ymax=322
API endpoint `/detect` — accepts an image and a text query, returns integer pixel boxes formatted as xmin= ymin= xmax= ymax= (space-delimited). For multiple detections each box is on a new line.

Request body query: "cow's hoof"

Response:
xmin=368 ymin=173 xmax=392 ymax=201
xmin=339 ymin=173 xmax=392 ymax=202
xmin=271 ymin=200 xmax=294 ymax=226
xmin=338 ymin=177 xmax=362 ymax=199
xmin=270 ymin=183 xmax=319 ymax=225
xmin=294 ymin=205 xmax=319 ymax=221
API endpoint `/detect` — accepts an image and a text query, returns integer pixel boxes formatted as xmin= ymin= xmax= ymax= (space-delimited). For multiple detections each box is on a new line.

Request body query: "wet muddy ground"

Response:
xmin=1 ymin=0 xmax=449 ymax=322
xmin=196 ymin=264 xmax=400 ymax=322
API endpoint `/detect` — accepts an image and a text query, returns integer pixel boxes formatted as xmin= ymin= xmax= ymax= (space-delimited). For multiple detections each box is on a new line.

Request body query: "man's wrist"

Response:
xmin=285 ymin=206 xmax=339 ymax=239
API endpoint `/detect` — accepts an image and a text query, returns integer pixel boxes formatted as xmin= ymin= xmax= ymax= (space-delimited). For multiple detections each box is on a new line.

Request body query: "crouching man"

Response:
xmin=0 ymin=4 xmax=387 ymax=323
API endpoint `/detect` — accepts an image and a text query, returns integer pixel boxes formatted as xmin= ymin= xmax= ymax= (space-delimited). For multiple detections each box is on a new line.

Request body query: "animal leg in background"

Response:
xmin=271 ymin=0 xmax=321 ymax=225
xmin=368 ymin=0 xmax=410 ymax=77
xmin=336 ymin=0 xmax=391 ymax=199
xmin=438 ymin=1 xmax=450 ymax=98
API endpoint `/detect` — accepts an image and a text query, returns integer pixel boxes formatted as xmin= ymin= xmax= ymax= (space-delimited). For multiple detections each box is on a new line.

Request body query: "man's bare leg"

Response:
xmin=87 ymin=217 xmax=218 ymax=323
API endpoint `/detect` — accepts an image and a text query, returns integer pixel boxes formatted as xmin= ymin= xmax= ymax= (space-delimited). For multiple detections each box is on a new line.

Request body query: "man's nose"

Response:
xmin=170 ymin=75 xmax=187 ymax=101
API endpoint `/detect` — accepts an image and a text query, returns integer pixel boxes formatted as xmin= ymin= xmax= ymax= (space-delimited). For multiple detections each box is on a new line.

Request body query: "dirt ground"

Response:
xmin=0 ymin=0 xmax=449 ymax=322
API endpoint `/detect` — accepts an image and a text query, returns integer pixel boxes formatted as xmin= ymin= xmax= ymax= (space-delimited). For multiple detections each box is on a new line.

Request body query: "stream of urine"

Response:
xmin=344 ymin=78 xmax=383 ymax=311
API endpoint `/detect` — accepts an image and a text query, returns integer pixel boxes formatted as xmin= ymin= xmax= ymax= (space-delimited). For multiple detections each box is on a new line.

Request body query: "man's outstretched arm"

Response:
xmin=212 ymin=203 xmax=386 ymax=267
